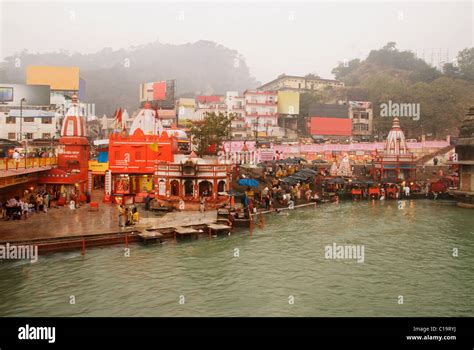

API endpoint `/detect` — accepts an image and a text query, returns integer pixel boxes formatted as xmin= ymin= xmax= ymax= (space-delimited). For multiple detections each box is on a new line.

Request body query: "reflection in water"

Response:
xmin=0 ymin=200 xmax=473 ymax=317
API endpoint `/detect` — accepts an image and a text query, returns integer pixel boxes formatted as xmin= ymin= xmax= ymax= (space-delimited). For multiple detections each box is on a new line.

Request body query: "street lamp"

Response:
xmin=254 ymin=114 xmax=260 ymax=148
xmin=19 ymin=98 xmax=26 ymax=142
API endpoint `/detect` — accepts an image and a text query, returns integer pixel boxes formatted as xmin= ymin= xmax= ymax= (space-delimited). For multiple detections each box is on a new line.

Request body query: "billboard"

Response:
xmin=140 ymin=80 xmax=175 ymax=106
xmin=26 ymin=66 xmax=81 ymax=91
xmin=308 ymin=117 xmax=352 ymax=136
xmin=277 ymin=91 xmax=299 ymax=114
xmin=0 ymin=84 xmax=50 ymax=106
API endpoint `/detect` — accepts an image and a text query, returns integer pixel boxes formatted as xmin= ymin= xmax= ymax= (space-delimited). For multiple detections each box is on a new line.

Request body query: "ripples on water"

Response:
xmin=0 ymin=200 xmax=473 ymax=317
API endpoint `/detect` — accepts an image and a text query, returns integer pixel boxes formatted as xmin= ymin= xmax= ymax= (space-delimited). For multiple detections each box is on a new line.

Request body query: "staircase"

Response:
xmin=416 ymin=145 xmax=454 ymax=165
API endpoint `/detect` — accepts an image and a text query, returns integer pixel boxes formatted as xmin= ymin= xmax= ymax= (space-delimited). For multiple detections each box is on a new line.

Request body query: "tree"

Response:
xmin=331 ymin=59 xmax=360 ymax=80
xmin=457 ymin=47 xmax=474 ymax=81
xmin=190 ymin=112 xmax=234 ymax=156
xmin=382 ymin=42 xmax=397 ymax=51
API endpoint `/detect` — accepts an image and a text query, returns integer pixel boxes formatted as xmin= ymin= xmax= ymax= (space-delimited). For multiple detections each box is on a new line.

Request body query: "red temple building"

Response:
xmin=105 ymin=103 xmax=232 ymax=208
xmin=39 ymin=95 xmax=90 ymax=203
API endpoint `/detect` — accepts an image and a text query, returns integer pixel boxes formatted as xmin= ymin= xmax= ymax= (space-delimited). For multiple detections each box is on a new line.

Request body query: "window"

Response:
xmin=361 ymin=124 xmax=369 ymax=131
xmin=26 ymin=133 xmax=33 ymax=140
xmin=42 ymin=133 xmax=51 ymax=139
xmin=6 ymin=117 xmax=15 ymax=124
xmin=23 ymin=117 xmax=34 ymax=122
xmin=360 ymin=113 xmax=369 ymax=119
xmin=8 ymin=133 xmax=16 ymax=140
xmin=0 ymin=87 xmax=14 ymax=102
xmin=42 ymin=117 xmax=52 ymax=124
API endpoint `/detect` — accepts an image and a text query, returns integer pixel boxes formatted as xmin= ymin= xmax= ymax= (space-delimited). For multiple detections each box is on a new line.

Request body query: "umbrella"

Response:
xmin=298 ymin=168 xmax=318 ymax=175
xmin=326 ymin=177 xmax=346 ymax=185
xmin=238 ymin=178 xmax=259 ymax=188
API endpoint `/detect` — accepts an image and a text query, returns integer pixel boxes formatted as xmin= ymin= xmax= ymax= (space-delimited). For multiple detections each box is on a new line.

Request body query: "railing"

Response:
xmin=0 ymin=157 xmax=58 ymax=172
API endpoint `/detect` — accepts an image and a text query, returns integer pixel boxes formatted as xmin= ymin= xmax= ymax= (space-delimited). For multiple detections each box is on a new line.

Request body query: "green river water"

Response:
xmin=0 ymin=199 xmax=473 ymax=316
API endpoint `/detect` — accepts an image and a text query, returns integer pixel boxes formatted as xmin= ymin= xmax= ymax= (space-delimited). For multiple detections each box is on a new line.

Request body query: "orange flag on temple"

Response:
xmin=149 ymin=143 xmax=160 ymax=152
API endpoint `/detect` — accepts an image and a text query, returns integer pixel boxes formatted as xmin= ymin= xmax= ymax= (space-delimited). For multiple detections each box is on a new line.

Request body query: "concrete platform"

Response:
xmin=0 ymin=202 xmax=217 ymax=243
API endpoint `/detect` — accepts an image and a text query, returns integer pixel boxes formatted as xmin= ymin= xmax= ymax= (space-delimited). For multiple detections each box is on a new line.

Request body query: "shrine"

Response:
xmin=38 ymin=95 xmax=90 ymax=203
xmin=372 ymin=118 xmax=416 ymax=182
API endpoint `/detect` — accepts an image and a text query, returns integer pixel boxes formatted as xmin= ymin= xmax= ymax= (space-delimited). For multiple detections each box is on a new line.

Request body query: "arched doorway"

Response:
xmin=199 ymin=181 xmax=212 ymax=197
xmin=170 ymin=180 xmax=180 ymax=196
xmin=184 ymin=180 xmax=194 ymax=197
xmin=217 ymin=180 xmax=226 ymax=193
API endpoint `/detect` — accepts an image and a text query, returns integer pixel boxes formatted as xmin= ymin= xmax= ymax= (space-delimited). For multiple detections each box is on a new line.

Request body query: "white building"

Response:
xmin=0 ymin=109 xmax=60 ymax=141
xmin=244 ymin=90 xmax=278 ymax=138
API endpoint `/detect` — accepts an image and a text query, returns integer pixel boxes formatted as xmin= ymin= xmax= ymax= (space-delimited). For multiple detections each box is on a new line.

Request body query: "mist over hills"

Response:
xmin=0 ymin=40 xmax=260 ymax=116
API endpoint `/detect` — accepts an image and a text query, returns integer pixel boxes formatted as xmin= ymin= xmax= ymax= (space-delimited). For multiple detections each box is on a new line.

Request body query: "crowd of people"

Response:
xmin=0 ymin=191 xmax=55 ymax=221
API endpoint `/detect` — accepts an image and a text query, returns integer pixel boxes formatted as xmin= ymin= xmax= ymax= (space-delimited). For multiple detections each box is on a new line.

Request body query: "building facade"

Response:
xmin=258 ymin=74 xmax=344 ymax=92
xmin=244 ymin=90 xmax=278 ymax=138
xmin=349 ymin=101 xmax=373 ymax=140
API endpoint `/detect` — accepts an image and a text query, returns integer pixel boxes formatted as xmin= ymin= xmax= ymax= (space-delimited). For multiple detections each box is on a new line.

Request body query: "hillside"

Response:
xmin=0 ymin=40 xmax=259 ymax=116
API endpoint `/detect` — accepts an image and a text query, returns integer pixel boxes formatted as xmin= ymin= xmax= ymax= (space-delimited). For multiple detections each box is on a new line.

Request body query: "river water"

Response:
xmin=1 ymin=200 xmax=473 ymax=317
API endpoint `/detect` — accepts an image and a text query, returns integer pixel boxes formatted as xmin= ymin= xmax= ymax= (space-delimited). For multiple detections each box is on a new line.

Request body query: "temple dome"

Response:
xmin=129 ymin=103 xmax=164 ymax=136
xmin=384 ymin=118 xmax=408 ymax=155
xmin=60 ymin=94 xmax=86 ymax=137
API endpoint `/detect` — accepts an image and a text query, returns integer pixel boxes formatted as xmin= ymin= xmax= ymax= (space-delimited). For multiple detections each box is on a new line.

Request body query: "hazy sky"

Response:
xmin=1 ymin=1 xmax=472 ymax=82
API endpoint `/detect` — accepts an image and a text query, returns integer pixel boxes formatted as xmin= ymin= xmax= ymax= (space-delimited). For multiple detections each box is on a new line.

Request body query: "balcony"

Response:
xmin=245 ymin=113 xmax=278 ymax=117
xmin=245 ymin=100 xmax=277 ymax=106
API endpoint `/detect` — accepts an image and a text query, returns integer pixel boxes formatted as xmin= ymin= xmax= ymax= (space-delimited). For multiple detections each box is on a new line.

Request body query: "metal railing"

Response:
xmin=0 ymin=157 xmax=58 ymax=172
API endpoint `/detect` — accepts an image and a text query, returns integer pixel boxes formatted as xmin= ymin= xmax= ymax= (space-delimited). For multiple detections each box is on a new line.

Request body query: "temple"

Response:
xmin=102 ymin=103 xmax=232 ymax=208
xmin=372 ymin=118 xmax=416 ymax=182
xmin=38 ymin=95 xmax=90 ymax=203
xmin=451 ymin=107 xmax=474 ymax=207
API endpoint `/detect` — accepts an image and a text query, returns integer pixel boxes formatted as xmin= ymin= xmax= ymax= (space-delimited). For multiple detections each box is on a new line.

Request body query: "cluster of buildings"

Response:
xmin=175 ymin=74 xmax=373 ymax=142
xmin=0 ymin=66 xmax=94 ymax=144
xmin=1 ymin=66 xmax=375 ymax=148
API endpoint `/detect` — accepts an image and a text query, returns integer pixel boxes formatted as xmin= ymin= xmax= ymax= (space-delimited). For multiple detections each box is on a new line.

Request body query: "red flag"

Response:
xmin=116 ymin=108 xmax=123 ymax=124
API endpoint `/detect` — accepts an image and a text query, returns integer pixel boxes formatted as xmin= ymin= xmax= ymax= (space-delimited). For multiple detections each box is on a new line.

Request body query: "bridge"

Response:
xmin=0 ymin=157 xmax=57 ymax=189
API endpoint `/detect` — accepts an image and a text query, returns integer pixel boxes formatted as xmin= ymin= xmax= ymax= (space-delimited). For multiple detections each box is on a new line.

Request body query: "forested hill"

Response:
xmin=0 ymin=40 xmax=259 ymax=116
xmin=331 ymin=42 xmax=474 ymax=138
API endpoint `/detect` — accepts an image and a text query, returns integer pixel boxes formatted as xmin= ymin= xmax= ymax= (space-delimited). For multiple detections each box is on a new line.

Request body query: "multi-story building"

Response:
xmin=0 ymin=83 xmax=59 ymax=141
xmin=349 ymin=101 xmax=373 ymax=141
xmin=225 ymin=91 xmax=247 ymax=139
xmin=194 ymin=95 xmax=227 ymax=121
xmin=258 ymin=74 xmax=344 ymax=93
xmin=244 ymin=90 xmax=278 ymax=139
